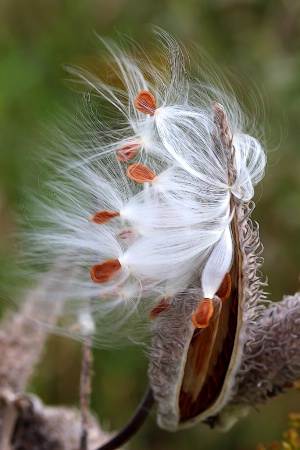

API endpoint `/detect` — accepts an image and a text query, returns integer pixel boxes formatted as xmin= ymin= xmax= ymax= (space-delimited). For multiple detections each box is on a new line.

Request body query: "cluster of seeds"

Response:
xmin=26 ymin=35 xmax=266 ymax=345
xmin=88 ymin=90 xmax=236 ymax=330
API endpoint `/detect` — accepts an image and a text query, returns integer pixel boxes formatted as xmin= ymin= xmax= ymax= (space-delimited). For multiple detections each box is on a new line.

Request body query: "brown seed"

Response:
xmin=117 ymin=228 xmax=135 ymax=242
xmin=134 ymin=91 xmax=156 ymax=115
xmin=90 ymin=259 xmax=121 ymax=283
xmin=192 ymin=298 xmax=214 ymax=328
xmin=89 ymin=210 xmax=120 ymax=224
xmin=126 ymin=163 xmax=156 ymax=183
xmin=216 ymin=272 xmax=231 ymax=302
xmin=150 ymin=297 xmax=172 ymax=319
xmin=117 ymin=143 xmax=141 ymax=162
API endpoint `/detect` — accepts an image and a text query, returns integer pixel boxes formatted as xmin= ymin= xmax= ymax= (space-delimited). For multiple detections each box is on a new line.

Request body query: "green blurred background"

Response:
xmin=0 ymin=0 xmax=300 ymax=449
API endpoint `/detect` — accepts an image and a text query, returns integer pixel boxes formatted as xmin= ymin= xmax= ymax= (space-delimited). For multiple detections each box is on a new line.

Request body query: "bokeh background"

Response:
xmin=1 ymin=0 xmax=300 ymax=449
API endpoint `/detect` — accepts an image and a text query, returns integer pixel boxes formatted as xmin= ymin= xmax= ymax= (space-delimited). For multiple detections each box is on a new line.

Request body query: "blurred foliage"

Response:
xmin=0 ymin=0 xmax=300 ymax=449
xmin=258 ymin=413 xmax=300 ymax=450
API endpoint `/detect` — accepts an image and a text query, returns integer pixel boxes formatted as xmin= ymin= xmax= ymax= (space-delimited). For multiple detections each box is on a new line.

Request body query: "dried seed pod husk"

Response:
xmin=148 ymin=101 xmax=266 ymax=431
xmin=205 ymin=291 xmax=300 ymax=430
xmin=148 ymin=197 xmax=266 ymax=431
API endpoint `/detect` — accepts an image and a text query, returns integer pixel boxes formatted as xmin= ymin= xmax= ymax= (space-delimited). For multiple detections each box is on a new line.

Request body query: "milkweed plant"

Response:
xmin=12 ymin=30 xmax=300 ymax=449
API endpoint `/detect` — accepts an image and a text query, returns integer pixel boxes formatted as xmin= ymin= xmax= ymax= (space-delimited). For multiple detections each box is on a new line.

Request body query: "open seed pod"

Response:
xmin=148 ymin=103 xmax=266 ymax=431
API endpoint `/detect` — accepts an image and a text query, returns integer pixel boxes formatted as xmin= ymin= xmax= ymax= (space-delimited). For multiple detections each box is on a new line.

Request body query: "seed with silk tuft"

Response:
xmin=126 ymin=163 xmax=156 ymax=183
xmin=192 ymin=298 xmax=214 ymax=328
xmin=89 ymin=210 xmax=120 ymax=224
xmin=134 ymin=91 xmax=157 ymax=115
xmin=117 ymin=142 xmax=141 ymax=162
xmin=90 ymin=259 xmax=121 ymax=283
xmin=150 ymin=297 xmax=172 ymax=319
xmin=216 ymin=272 xmax=232 ymax=302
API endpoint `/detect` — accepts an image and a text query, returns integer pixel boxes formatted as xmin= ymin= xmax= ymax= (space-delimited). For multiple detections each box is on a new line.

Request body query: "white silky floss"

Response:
xmin=25 ymin=32 xmax=266 ymax=349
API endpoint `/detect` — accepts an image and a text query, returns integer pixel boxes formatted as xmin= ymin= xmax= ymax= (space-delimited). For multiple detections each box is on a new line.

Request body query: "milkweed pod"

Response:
xmin=22 ymin=30 xmax=268 ymax=440
xmin=148 ymin=197 xmax=265 ymax=431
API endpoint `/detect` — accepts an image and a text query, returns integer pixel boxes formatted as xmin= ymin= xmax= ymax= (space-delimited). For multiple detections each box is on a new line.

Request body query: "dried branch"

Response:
xmin=0 ymin=283 xmax=125 ymax=449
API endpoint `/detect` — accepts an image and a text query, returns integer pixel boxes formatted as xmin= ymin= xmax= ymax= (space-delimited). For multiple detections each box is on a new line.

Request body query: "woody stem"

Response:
xmin=80 ymin=336 xmax=93 ymax=450
xmin=95 ymin=386 xmax=155 ymax=450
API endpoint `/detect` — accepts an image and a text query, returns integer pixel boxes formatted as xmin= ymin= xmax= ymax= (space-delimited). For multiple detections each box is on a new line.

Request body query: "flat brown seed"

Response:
xmin=216 ymin=272 xmax=232 ymax=302
xmin=89 ymin=210 xmax=120 ymax=224
xmin=117 ymin=228 xmax=135 ymax=241
xmin=134 ymin=91 xmax=156 ymax=115
xmin=192 ymin=298 xmax=214 ymax=328
xmin=90 ymin=259 xmax=121 ymax=283
xmin=117 ymin=143 xmax=141 ymax=162
xmin=126 ymin=163 xmax=156 ymax=183
xmin=150 ymin=297 xmax=172 ymax=319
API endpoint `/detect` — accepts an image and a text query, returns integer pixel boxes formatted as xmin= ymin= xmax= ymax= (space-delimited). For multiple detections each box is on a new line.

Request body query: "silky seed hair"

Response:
xmin=20 ymin=31 xmax=266 ymax=347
